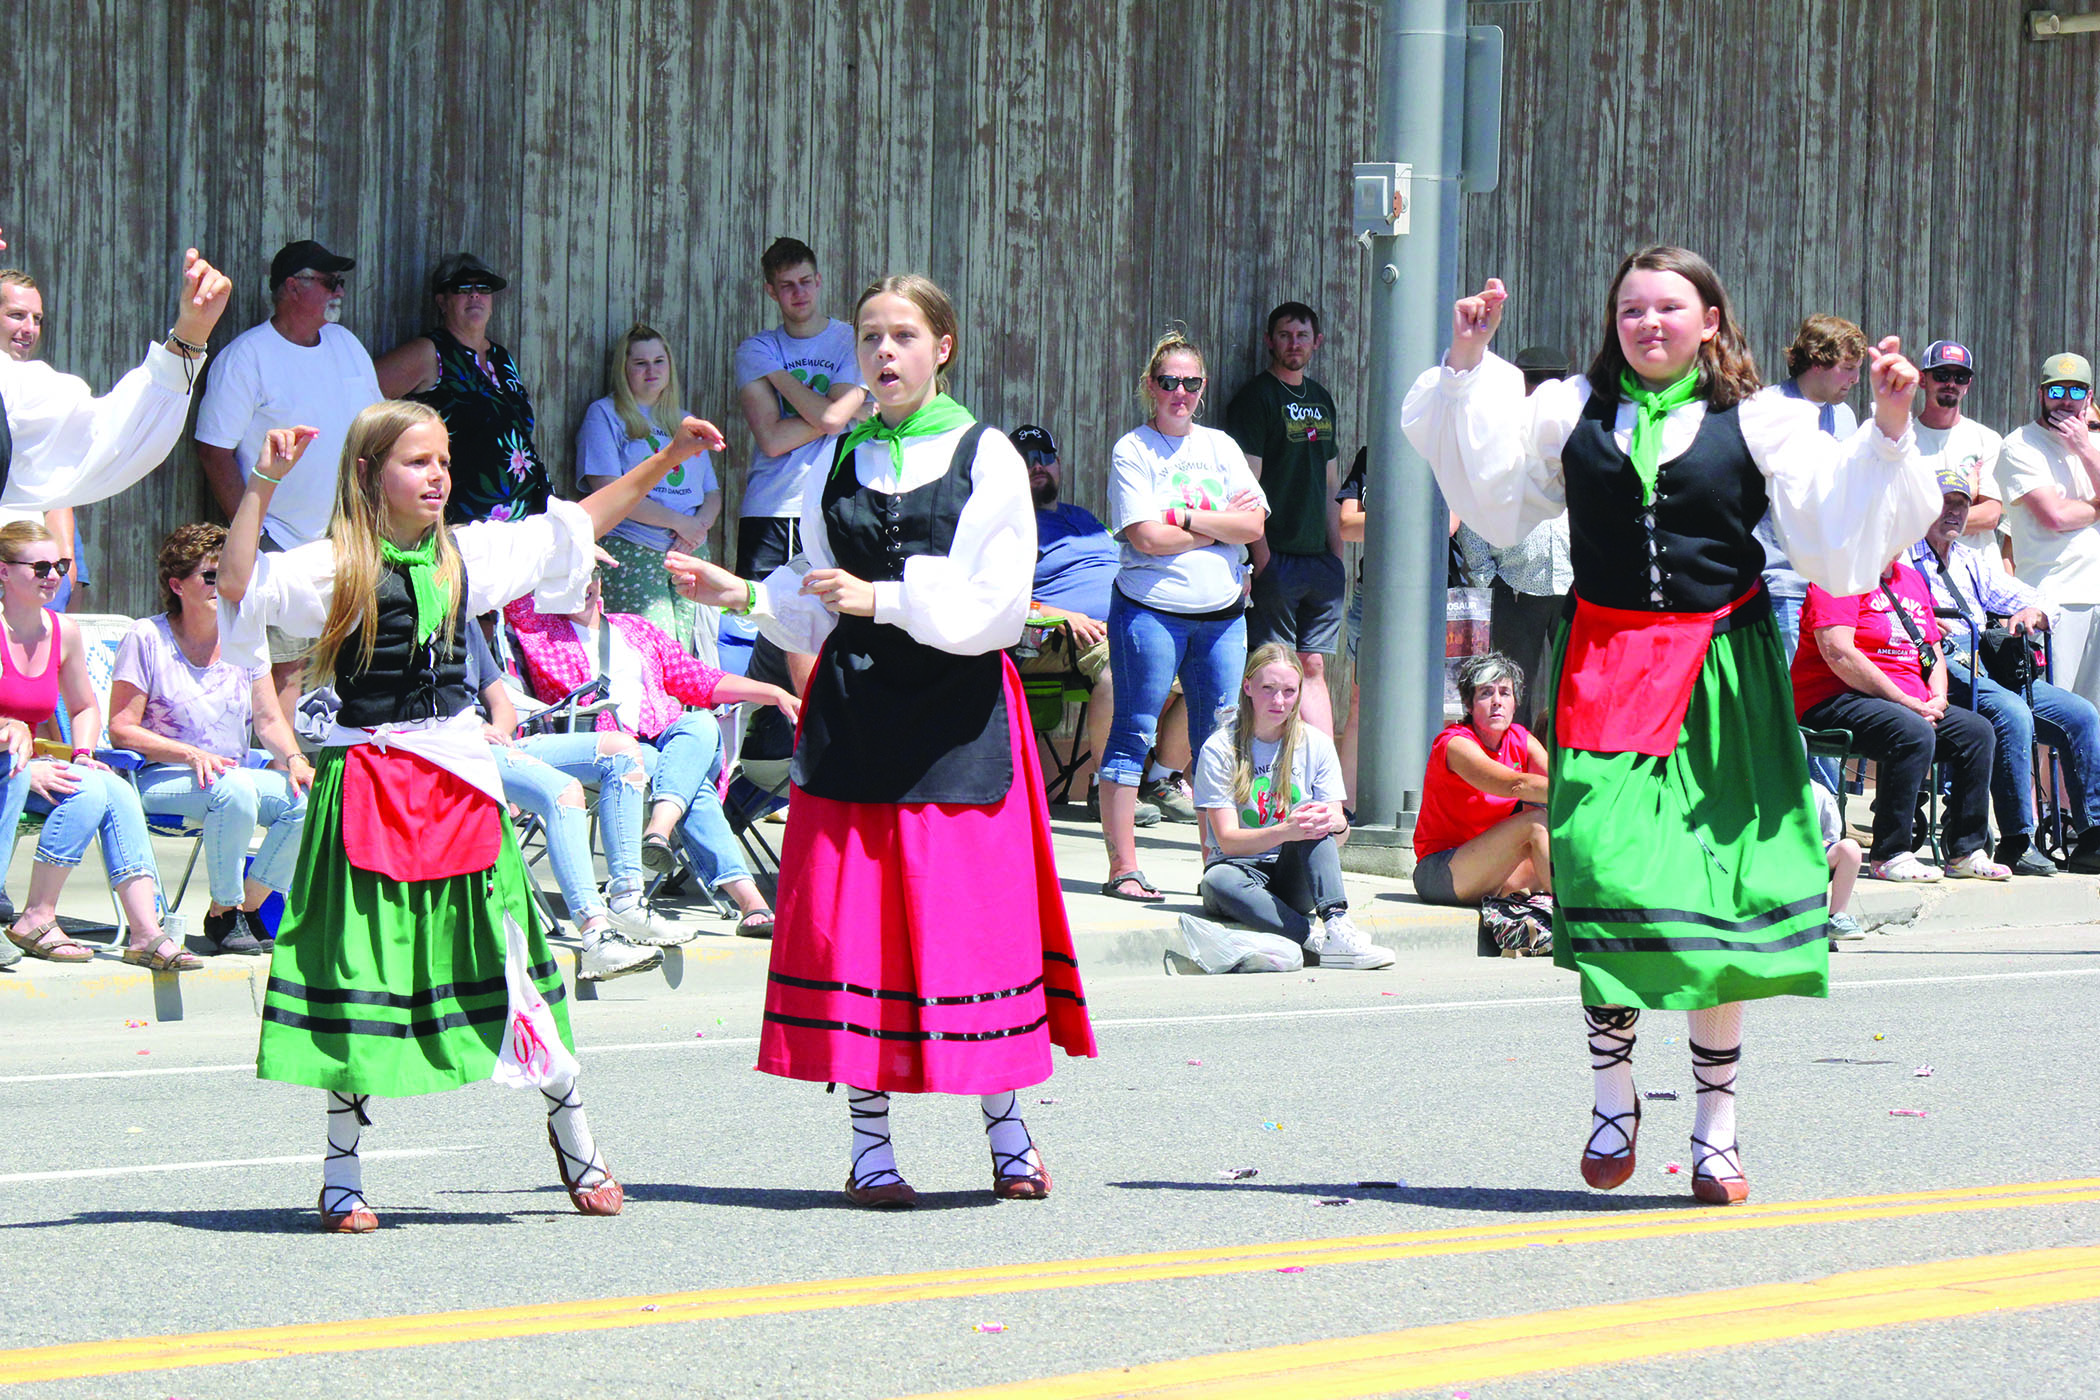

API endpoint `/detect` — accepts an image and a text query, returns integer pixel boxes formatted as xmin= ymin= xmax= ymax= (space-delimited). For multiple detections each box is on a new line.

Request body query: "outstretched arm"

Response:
xmin=576 ymin=417 xmax=727 ymax=538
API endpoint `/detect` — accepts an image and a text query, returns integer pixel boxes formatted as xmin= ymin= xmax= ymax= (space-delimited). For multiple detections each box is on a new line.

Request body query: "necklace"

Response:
xmin=1274 ymin=369 xmax=1308 ymax=401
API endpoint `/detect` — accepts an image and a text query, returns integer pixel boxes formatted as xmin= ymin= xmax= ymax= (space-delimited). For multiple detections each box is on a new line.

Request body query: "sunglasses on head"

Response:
xmin=1153 ymin=374 xmax=1205 ymax=394
xmin=2047 ymin=384 xmax=2091 ymax=401
xmin=15 ymin=559 xmax=69 ymax=579
xmin=1927 ymin=368 xmax=1972 ymax=385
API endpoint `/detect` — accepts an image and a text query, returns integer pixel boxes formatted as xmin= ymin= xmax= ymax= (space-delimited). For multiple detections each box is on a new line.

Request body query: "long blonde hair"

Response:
xmin=1225 ymin=643 xmax=1306 ymax=814
xmin=608 ymin=322 xmax=685 ymax=442
xmin=309 ymin=401 xmax=464 ymax=684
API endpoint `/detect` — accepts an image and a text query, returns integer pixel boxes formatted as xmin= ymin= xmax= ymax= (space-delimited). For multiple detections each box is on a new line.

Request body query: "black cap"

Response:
xmin=429 ymin=252 xmax=508 ymax=296
xmin=1512 ymin=345 xmax=1570 ymax=377
xmin=1011 ymin=424 xmax=1058 ymax=458
xmin=268 ymin=239 xmax=354 ymax=292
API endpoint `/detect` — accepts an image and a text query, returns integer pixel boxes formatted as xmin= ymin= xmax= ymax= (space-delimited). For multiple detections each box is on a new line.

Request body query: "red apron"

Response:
xmin=1556 ymin=587 xmax=1762 ymax=758
xmin=340 ymin=745 xmax=502 ymax=882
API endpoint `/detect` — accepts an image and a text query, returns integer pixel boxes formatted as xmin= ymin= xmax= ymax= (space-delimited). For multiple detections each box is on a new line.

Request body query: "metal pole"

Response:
xmin=1354 ymin=0 xmax=1468 ymax=832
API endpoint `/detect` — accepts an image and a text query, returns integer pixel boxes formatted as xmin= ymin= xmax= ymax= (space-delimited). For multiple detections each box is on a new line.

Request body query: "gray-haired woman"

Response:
xmin=1410 ymin=652 xmax=1552 ymax=917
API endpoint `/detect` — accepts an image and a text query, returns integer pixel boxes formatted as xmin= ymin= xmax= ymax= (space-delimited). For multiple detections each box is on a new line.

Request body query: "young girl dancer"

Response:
xmin=219 ymin=400 xmax=725 ymax=1232
xmin=670 ymin=274 xmax=1096 ymax=1207
xmin=1404 ymin=247 xmax=1935 ymax=1204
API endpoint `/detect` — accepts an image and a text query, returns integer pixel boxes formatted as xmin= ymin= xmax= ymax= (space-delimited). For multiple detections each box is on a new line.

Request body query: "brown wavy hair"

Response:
xmin=1585 ymin=246 xmax=1761 ymax=411
xmin=157 ymin=522 xmax=227 ymax=616
xmin=1783 ymin=313 xmax=1867 ymax=378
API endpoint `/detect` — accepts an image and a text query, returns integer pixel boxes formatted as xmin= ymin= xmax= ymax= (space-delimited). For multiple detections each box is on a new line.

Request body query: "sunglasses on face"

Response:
xmin=1153 ymin=374 xmax=1205 ymax=394
xmin=291 ymin=272 xmax=346 ymax=293
xmin=196 ymin=569 xmax=219 ymax=586
xmin=14 ymin=559 xmax=69 ymax=579
xmin=449 ymin=284 xmax=496 ymax=297
xmin=2047 ymin=384 xmax=2091 ymax=401
xmin=1927 ymin=369 xmax=1972 ymax=385
xmin=1022 ymin=449 xmax=1058 ymax=467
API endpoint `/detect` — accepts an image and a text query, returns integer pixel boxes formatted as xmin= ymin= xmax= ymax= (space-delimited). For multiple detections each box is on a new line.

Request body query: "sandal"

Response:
xmin=120 ymin=935 xmax=204 ymax=972
xmin=736 ymin=908 xmax=776 ymax=939
xmin=1100 ymin=870 xmax=1165 ymax=903
xmin=639 ymin=833 xmax=678 ymax=875
xmin=8 ymin=918 xmax=94 ymax=964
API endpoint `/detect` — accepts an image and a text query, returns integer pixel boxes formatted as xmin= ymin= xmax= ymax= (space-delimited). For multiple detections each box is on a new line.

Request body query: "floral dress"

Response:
xmin=411 ymin=326 xmax=551 ymax=525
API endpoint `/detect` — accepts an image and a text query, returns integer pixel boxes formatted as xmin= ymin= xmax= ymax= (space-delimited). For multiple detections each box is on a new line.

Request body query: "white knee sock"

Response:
xmin=1687 ymin=1002 xmax=1745 ymax=1181
xmin=541 ymin=1065 xmax=609 ymax=1189
xmin=848 ymin=1088 xmax=901 ymax=1188
xmin=323 ymin=1091 xmax=369 ymax=1214
xmin=979 ymin=1090 xmax=1036 ymax=1176
xmin=1585 ymin=1005 xmax=1640 ymax=1155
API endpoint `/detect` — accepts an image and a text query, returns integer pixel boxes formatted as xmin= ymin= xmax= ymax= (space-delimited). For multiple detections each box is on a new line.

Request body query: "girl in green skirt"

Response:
xmin=220 ymin=400 xmax=725 ymax=1232
xmin=1404 ymin=246 xmax=1935 ymax=1205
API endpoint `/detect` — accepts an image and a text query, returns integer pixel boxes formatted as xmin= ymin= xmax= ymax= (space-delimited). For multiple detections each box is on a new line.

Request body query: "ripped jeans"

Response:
xmin=495 ymin=730 xmax=655 ymax=921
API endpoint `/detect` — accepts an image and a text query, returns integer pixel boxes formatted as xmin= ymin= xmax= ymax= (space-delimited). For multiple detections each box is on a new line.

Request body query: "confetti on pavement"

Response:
xmin=973 ymin=1323 xmax=1007 ymax=1334
xmin=1315 ymin=1198 xmax=1353 ymax=1207
xmin=1219 ymin=1168 xmax=1260 ymax=1180
xmin=1276 ymin=1266 xmax=1306 ymax=1273
xmin=1914 ymin=1065 xmax=1934 ymax=1077
xmin=1889 ymin=1108 xmax=1929 ymax=1117
xmin=1643 ymin=1090 xmax=1678 ymax=1100
xmin=1661 ymin=1161 xmax=1683 ymax=1175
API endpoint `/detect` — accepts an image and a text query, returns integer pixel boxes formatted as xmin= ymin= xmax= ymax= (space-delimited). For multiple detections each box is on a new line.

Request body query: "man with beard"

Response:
xmin=1998 ymin=353 xmax=2100 ymax=701
xmin=1913 ymin=340 xmax=2006 ymax=566
xmin=196 ymin=239 xmax=382 ymax=714
xmin=1015 ymin=423 xmax=1185 ymax=825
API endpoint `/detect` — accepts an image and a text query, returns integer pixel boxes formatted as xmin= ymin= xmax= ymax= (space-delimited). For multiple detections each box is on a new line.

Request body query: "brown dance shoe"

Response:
xmin=1579 ymin=1099 xmax=1641 ymax=1191
xmin=1689 ymin=1136 xmax=1749 ymax=1206
xmin=316 ymin=1188 xmax=377 ymax=1234
xmin=843 ymin=1174 xmax=919 ymax=1209
xmin=548 ymin=1123 xmax=625 ymax=1216
xmin=991 ymin=1145 xmax=1052 ymax=1201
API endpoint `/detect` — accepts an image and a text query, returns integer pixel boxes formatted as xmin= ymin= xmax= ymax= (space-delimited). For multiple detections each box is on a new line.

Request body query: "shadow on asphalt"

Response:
xmin=621 ymin=1183 xmax=1004 ymax=1213
xmin=0 ymin=1206 xmax=540 ymax=1233
xmin=1108 ymin=1180 xmax=1698 ymax=1212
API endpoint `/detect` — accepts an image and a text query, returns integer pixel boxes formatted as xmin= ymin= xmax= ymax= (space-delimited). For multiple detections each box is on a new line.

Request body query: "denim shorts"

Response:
xmin=1412 ymin=846 xmax=1460 ymax=905
xmin=1248 ymin=550 xmax=1347 ymax=656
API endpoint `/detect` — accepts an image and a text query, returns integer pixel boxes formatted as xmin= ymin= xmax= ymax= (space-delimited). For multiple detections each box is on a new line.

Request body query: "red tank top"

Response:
xmin=1413 ymin=720 xmax=1533 ymax=858
xmin=0 ymin=609 xmax=63 ymax=728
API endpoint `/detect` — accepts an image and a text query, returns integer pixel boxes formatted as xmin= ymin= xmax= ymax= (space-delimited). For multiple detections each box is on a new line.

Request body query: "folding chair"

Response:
xmin=1011 ymin=616 xmax=1093 ymax=805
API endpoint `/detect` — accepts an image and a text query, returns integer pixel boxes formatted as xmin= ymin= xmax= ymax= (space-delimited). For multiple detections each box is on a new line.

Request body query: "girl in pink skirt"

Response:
xmin=670 ymin=274 xmax=1095 ymax=1207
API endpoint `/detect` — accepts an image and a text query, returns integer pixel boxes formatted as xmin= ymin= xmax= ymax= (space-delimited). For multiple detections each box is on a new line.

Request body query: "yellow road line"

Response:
xmin=895 ymin=1244 xmax=2100 ymax=1399
xmin=2 ymin=1177 xmax=2096 ymax=1386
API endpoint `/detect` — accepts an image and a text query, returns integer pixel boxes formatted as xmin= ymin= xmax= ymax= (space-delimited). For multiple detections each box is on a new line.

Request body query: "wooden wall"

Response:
xmin=1466 ymin=0 xmax=2100 ymax=436
xmin=0 ymin=0 xmax=1379 ymax=619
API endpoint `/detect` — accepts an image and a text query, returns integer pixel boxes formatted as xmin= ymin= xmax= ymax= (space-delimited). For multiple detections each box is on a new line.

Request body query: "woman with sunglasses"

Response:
xmin=376 ymin=253 xmax=549 ymax=525
xmin=1997 ymin=355 xmax=2100 ymax=700
xmin=0 ymin=521 xmax=198 ymax=970
xmin=107 ymin=523 xmax=312 ymax=956
xmin=1096 ymin=330 xmax=1268 ymax=902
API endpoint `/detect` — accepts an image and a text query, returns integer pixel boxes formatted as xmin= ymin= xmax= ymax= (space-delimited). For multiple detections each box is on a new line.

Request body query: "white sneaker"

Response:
xmin=1312 ymin=911 xmax=1395 ymax=970
xmin=577 ymin=935 xmax=663 ymax=983
xmin=605 ymin=901 xmax=695 ymax=946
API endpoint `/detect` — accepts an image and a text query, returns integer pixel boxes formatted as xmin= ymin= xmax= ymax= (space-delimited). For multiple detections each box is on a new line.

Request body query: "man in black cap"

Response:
xmin=195 ymin=238 xmax=382 ymax=712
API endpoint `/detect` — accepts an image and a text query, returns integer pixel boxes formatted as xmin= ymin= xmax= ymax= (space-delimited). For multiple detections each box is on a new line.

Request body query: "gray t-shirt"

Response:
xmin=1190 ymin=723 xmax=1345 ymax=863
xmin=1108 ymin=423 xmax=1267 ymax=613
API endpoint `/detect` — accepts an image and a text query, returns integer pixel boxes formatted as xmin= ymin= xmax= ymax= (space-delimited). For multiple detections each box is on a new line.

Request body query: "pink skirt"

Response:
xmin=756 ymin=660 xmax=1097 ymax=1094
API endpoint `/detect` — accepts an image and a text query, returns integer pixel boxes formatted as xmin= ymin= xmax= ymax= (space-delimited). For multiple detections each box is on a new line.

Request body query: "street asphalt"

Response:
xmin=3 ymin=896 xmax=2099 ymax=1398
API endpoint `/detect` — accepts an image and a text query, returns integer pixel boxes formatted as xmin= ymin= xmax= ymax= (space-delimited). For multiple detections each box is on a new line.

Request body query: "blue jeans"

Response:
xmin=1948 ymin=660 xmax=2100 ymax=839
xmin=25 ymin=763 xmax=161 ymax=888
xmin=133 ymin=755 xmax=306 ymax=906
xmin=1773 ymin=592 xmax=1840 ymax=793
xmin=496 ymin=732 xmax=654 ymax=922
xmin=1101 ymin=591 xmax=1247 ymax=788
xmin=645 ymin=713 xmax=751 ymax=889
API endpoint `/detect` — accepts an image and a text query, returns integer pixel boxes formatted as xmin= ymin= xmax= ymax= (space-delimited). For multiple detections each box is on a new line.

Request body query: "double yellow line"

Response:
xmin=3 ymin=1177 xmax=2097 ymax=1386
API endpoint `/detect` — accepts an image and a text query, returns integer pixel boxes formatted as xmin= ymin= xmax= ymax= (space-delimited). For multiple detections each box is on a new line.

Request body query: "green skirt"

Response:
xmin=1545 ymin=613 xmax=1830 ymax=1010
xmin=255 ymin=749 xmax=570 ymax=1097
xmin=600 ymin=533 xmax=700 ymax=652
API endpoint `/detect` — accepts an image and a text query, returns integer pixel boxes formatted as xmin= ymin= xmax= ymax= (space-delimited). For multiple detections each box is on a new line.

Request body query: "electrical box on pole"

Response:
xmin=1352 ymin=163 xmax=1411 ymax=237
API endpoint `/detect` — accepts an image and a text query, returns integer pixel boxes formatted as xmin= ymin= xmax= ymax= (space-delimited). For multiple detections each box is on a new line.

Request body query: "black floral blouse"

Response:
xmin=410 ymin=326 xmax=552 ymax=524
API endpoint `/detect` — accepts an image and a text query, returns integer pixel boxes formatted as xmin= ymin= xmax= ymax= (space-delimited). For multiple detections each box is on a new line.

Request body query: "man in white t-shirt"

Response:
xmin=195 ymin=239 xmax=383 ymax=711
xmin=1996 ymin=351 xmax=2100 ymax=699
xmin=1914 ymin=339 xmax=2006 ymax=566
xmin=731 ymin=237 xmax=866 ymax=693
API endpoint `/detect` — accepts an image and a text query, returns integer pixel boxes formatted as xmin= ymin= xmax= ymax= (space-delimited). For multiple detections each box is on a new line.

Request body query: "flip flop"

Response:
xmin=7 ymin=918 xmax=94 ymax=964
xmin=1100 ymin=870 xmax=1165 ymax=903
xmin=736 ymin=908 xmax=776 ymax=939
xmin=120 ymin=935 xmax=204 ymax=972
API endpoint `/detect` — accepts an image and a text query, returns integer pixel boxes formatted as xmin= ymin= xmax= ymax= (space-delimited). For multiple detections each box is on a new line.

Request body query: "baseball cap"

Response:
xmin=1921 ymin=340 xmax=1973 ymax=372
xmin=2040 ymin=352 xmax=2093 ymax=389
xmin=1934 ymin=463 xmax=1973 ymax=500
xmin=1512 ymin=345 xmax=1570 ymax=377
xmin=1011 ymin=424 xmax=1058 ymax=458
xmin=429 ymin=252 xmax=508 ymax=296
xmin=268 ymin=239 xmax=354 ymax=291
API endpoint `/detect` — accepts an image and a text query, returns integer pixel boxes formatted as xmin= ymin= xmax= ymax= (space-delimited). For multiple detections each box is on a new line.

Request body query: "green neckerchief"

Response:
xmin=379 ymin=533 xmax=451 ymax=646
xmin=836 ymin=392 xmax=976 ymax=483
xmin=1617 ymin=368 xmax=1702 ymax=507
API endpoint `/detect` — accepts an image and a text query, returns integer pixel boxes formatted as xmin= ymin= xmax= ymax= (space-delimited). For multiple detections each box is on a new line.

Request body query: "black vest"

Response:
xmin=333 ymin=564 xmax=475 ymax=729
xmin=1563 ymin=393 xmax=1767 ymax=613
xmin=790 ymin=424 xmax=1013 ymax=804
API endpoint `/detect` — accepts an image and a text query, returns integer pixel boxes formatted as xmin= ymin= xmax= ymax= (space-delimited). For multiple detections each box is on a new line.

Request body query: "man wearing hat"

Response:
xmin=195 ymin=239 xmax=383 ymax=712
xmin=1909 ymin=461 xmax=2100 ymax=874
xmin=1914 ymin=340 xmax=2006 ymax=564
xmin=1996 ymin=352 xmax=2100 ymax=701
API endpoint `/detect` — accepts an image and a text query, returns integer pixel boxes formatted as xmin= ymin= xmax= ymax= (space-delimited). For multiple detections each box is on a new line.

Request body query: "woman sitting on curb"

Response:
xmin=1412 ymin=652 xmax=1554 ymax=950
xmin=108 ymin=523 xmax=311 ymax=956
xmin=1190 ymin=644 xmax=1392 ymax=969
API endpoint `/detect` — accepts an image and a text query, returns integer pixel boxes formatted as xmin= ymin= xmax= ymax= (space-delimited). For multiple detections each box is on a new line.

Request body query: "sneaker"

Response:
xmin=0 ymin=934 xmax=19 ymax=970
xmin=1085 ymin=786 xmax=1160 ymax=827
xmin=1943 ymin=849 xmax=2011 ymax=881
xmin=203 ymin=908 xmax=265 ymax=956
xmin=577 ymin=934 xmax=663 ymax=983
xmin=605 ymin=900 xmax=696 ymax=947
xmin=239 ymin=907 xmax=277 ymax=949
xmin=1311 ymin=910 xmax=1395 ymax=970
xmin=1138 ymin=775 xmax=1199 ymax=824
xmin=1996 ymin=833 xmax=2057 ymax=877
xmin=2066 ymin=829 xmax=2100 ymax=874
xmin=1868 ymin=852 xmax=1941 ymax=883
xmin=1828 ymin=911 xmax=1866 ymax=940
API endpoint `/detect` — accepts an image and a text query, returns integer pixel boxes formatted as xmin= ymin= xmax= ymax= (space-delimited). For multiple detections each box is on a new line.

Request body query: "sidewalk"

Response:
xmin=4 ymin=809 xmax=2098 ymax=1028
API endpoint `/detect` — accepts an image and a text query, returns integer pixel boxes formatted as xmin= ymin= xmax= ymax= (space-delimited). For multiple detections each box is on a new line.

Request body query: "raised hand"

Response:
xmin=1866 ymin=335 xmax=1920 ymax=442
xmin=170 ymin=249 xmax=234 ymax=346
xmin=255 ymin=425 xmax=321 ymax=487
xmin=673 ymin=416 xmax=729 ymax=456
xmin=1447 ymin=277 xmax=1508 ymax=373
